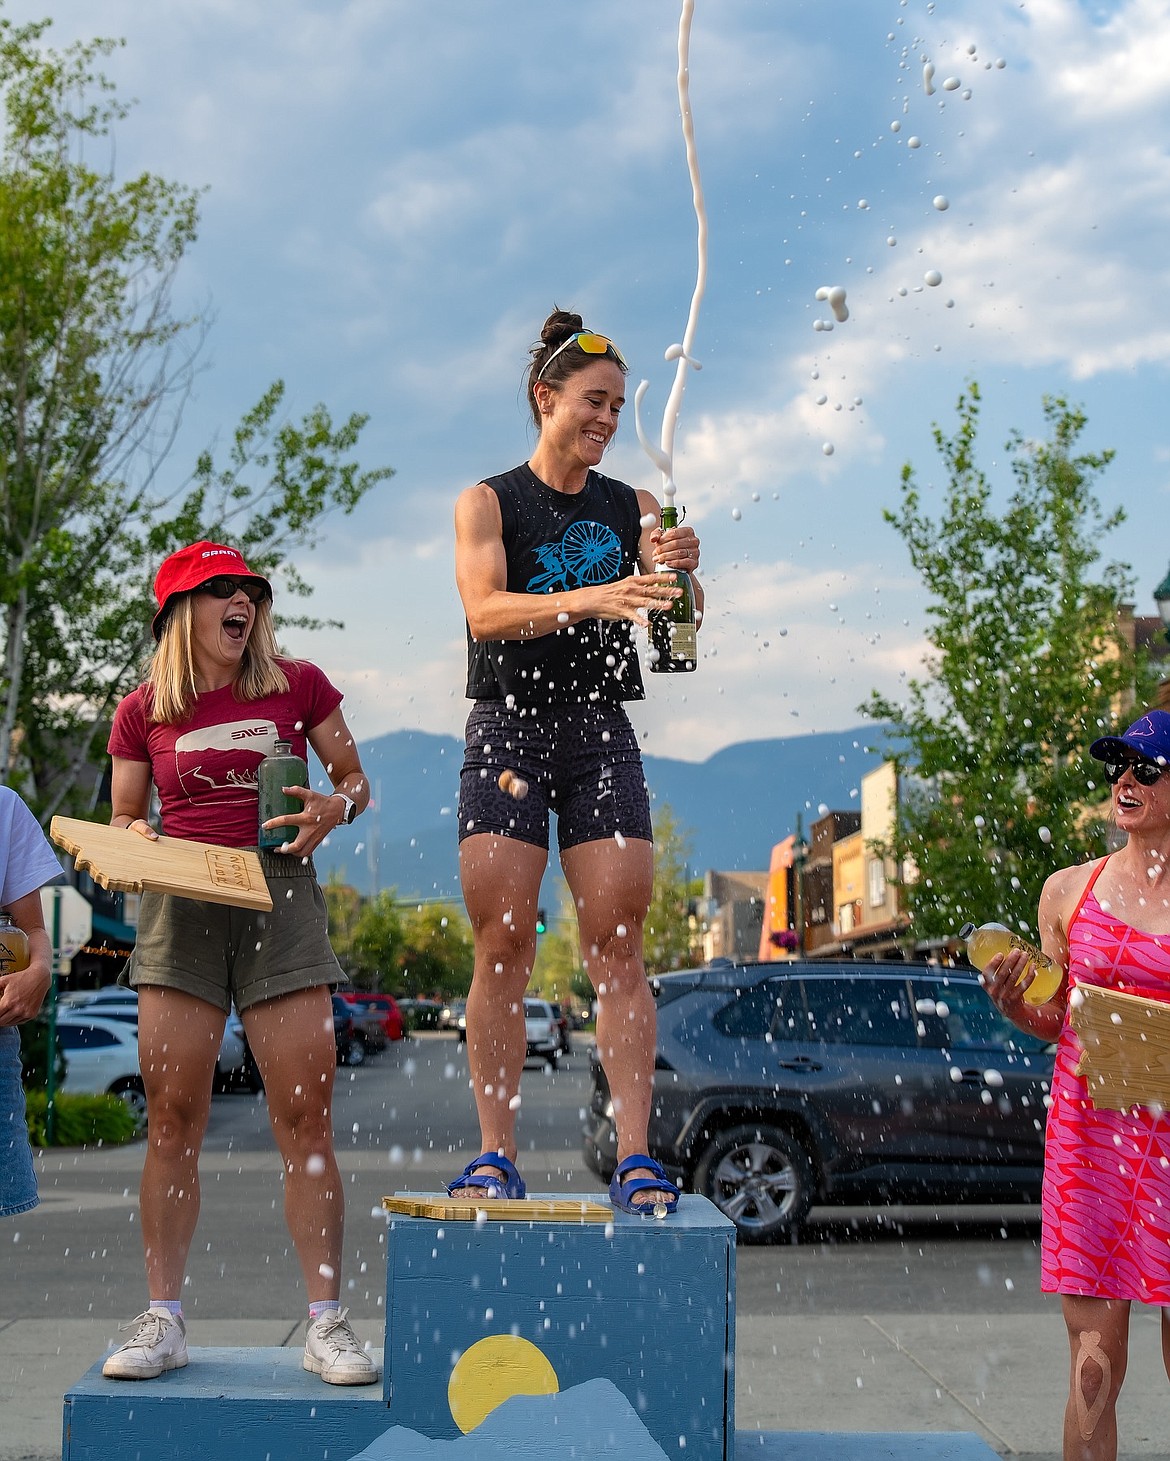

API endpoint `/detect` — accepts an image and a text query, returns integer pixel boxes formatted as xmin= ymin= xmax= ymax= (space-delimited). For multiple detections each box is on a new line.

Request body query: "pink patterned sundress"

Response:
xmin=1041 ymin=857 xmax=1170 ymax=1302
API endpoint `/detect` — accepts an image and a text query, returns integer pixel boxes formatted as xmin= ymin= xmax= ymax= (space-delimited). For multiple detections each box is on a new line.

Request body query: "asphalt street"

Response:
xmin=4 ymin=1032 xmax=1168 ymax=1460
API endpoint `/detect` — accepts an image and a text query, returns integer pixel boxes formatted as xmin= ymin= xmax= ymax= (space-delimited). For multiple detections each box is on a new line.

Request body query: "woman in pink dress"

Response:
xmin=983 ymin=708 xmax=1170 ymax=1461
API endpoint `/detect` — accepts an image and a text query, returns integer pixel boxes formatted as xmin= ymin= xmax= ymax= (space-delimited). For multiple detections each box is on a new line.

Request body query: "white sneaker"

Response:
xmin=102 ymin=1308 xmax=188 ymax=1380
xmin=303 ymin=1307 xmax=380 ymax=1386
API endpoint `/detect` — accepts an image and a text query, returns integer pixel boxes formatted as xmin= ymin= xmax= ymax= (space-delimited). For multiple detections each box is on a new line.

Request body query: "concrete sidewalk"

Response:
xmin=3 ymin=1309 xmax=1169 ymax=1460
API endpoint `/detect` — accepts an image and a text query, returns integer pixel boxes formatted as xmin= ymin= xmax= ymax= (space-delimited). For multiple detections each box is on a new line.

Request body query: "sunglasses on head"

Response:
xmin=1103 ymin=759 xmax=1167 ymax=787
xmin=196 ymin=576 xmax=268 ymax=604
xmin=536 ymin=332 xmax=627 ymax=382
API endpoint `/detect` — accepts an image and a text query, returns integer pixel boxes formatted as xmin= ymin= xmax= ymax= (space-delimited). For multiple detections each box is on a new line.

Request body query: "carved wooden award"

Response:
xmin=1071 ymin=982 xmax=1170 ymax=1111
xmin=50 ymin=816 xmax=273 ymax=912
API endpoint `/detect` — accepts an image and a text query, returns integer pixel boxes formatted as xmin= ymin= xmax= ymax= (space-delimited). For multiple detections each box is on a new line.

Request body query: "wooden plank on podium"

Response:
xmin=381 ymin=1195 xmax=613 ymax=1223
xmin=50 ymin=816 xmax=272 ymax=912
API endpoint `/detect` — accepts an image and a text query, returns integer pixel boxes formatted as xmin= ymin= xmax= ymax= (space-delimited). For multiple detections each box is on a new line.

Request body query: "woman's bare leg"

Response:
xmin=243 ymin=987 xmax=342 ymax=1303
xmin=454 ymin=834 xmax=548 ymax=1186
xmin=136 ymin=987 xmax=225 ymax=1298
xmin=1061 ymin=1294 xmax=1130 ymax=1461
xmin=562 ymin=836 xmax=658 ymax=1186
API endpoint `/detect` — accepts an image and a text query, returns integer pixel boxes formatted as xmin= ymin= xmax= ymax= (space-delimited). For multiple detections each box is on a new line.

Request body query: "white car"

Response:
xmin=54 ymin=1012 xmax=147 ymax=1130
xmin=61 ymin=990 xmax=256 ymax=1091
xmin=523 ymin=998 xmax=561 ymax=1069
xmin=454 ymin=998 xmax=560 ymax=1068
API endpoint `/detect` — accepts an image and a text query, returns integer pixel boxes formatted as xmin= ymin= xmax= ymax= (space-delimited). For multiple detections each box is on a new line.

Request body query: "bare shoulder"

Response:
xmin=1042 ymin=858 xmax=1104 ymax=921
xmin=635 ymin=487 xmax=661 ymax=518
xmin=454 ymin=481 xmax=502 ymax=535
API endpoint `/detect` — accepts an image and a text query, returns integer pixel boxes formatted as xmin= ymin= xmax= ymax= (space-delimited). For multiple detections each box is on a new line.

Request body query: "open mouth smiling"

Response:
xmin=223 ymin=614 xmax=248 ymax=642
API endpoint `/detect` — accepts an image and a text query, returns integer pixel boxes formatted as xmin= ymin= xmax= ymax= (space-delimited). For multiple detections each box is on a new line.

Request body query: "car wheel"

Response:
xmin=694 ymin=1123 xmax=815 ymax=1243
xmin=342 ymin=1036 xmax=366 ymax=1067
xmin=110 ymin=1079 xmax=148 ymax=1136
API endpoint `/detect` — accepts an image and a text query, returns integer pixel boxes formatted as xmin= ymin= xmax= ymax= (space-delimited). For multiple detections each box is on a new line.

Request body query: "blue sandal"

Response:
xmin=446 ymin=1152 xmax=527 ymax=1200
xmin=608 ymin=1155 xmax=680 ymax=1216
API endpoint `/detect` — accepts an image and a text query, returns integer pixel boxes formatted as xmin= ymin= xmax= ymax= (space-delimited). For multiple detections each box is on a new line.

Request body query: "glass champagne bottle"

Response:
xmin=648 ymin=503 xmax=697 ymax=674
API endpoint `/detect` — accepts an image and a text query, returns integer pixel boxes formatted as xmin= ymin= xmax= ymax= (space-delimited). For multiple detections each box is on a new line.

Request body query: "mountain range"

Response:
xmin=313 ymin=725 xmax=889 ymax=900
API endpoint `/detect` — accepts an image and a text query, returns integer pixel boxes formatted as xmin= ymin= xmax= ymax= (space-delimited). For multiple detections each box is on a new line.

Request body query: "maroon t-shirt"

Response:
xmin=108 ymin=660 xmax=343 ymax=847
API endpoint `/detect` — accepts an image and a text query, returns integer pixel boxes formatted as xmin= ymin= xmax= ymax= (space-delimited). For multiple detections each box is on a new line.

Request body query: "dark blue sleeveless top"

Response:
xmin=465 ymin=463 xmax=646 ymax=706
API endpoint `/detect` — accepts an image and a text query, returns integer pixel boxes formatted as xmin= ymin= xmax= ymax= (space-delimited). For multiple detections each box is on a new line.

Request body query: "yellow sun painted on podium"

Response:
xmin=447 ymin=1334 xmax=560 ymax=1434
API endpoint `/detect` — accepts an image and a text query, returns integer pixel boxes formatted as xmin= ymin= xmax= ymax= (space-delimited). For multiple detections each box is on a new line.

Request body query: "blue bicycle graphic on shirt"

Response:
xmin=526 ymin=520 xmax=622 ymax=593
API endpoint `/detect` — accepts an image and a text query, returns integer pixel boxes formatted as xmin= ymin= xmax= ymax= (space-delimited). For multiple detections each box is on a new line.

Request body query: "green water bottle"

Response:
xmin=257 ymin=738 xmax=309 ymax=849
xmin=648 ymin=503 xmax=697 ymax=673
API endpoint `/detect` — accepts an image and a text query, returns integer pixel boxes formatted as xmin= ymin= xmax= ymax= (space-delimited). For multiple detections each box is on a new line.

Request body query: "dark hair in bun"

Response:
xmin=525 ymin=306 xmax=625 ymax=428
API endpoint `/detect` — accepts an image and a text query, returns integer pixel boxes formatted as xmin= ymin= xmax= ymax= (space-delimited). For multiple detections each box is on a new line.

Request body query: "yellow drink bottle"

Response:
xmin=0 ymin=911 xmax=30 ymax=973
xmin=959 ymin=921 xmax=1063 ymax=1006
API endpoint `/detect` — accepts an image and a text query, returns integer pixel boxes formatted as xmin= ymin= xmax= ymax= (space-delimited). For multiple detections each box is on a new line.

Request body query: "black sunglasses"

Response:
xmin=1103 ymin=759 xmax=1166 ymax=787
xmin=196 ymin=576 xmax=268 ymax=604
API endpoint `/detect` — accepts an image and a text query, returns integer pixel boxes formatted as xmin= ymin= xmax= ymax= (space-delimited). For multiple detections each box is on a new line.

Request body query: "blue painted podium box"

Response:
xmin=62 ymin=1347 xmax=391 ymax=1461
xmin=61 ymin=1190 xmax=1005 ymax=1460
xmin=384 ymin=1193 xmax=736 ymax=1461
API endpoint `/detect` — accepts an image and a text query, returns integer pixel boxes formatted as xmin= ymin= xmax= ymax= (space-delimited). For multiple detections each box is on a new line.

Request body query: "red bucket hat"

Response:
xmin=151 ymin=541 xmax=272 ymax=640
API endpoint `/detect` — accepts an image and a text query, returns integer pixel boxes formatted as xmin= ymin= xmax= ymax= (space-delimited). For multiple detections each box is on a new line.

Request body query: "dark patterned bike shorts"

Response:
xmin=458 ymin=700 xmax=653 ymax=853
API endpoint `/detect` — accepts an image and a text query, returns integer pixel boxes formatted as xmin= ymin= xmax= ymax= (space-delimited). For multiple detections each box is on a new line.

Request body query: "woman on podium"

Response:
xmin=450 ymin=309 xmax=702 ymax=1215
xmin=101 ymin=541 xmax=378 ymax=1387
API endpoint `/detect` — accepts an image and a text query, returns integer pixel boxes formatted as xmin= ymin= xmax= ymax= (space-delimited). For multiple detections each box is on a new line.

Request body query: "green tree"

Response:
xmin=347 ymin=890 xmax=406 ymax=989
xmin=644 ymin=802 xmax=696 ymax=974
xmin=0 ymin=16 xmax=392 ymax=816
xmin=323 ymin=875 xmax=362 ymax=972
xmin=397 ymin=902 xmax=474 ymax=998
xmin=863 ymin=386 xmax=1157 ymax=943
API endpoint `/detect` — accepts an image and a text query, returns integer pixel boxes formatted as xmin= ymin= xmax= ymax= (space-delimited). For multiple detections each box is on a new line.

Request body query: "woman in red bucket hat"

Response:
xmin=100 ymin=541 xmax=379 ymax=1387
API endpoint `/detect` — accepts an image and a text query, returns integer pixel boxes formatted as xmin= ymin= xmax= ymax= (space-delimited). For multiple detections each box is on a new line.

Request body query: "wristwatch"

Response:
xmin=333 ymin=792 xmax=358 ymax=825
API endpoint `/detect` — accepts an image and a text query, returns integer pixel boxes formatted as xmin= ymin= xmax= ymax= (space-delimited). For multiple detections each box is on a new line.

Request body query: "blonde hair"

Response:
xmin=146 ymin=595 xmax=290 ymax=725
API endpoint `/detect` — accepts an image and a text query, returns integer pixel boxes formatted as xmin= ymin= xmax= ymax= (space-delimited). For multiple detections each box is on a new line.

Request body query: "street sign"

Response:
xmin=40 ymin=884 xmax=92 ymax=960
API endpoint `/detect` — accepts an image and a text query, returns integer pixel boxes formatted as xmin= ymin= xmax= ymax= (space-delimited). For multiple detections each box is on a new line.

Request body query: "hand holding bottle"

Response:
xmin=0 ymin=907 xmax=51 ymax=1026
xmin=961 ymin=921 xmax=1064 ymax=1006
xmin=650 ymin=517 xmax=701 ymax=575
xmin=648 ymin=504 xmax=700 ymax=674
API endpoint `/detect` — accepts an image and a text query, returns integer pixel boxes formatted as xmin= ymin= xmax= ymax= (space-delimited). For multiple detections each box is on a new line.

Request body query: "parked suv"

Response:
xmin=549 ymin=1002 xmax=572 ymax=1056
xmin=60 ymin=989 xmax=261 ymax=1093
xmin=582 ymin=959 xmax=1054 ymax=1242
xmin=340 ymin=991 xmax=403 ymax=1043
xmin=331 ymin=994 xmax=368 ymax=1067
xmin=524 ymin=998 xmax=561 ymax=1068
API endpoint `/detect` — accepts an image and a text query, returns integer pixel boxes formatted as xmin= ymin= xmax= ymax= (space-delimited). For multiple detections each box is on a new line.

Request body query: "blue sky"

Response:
xmin=16 ymin=0 xmax=1170 ymax=760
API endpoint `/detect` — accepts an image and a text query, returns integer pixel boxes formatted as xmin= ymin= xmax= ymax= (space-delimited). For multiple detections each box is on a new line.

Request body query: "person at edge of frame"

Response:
xmin=983 ymin=708 xmax=1170 ymax=1461
xmin=0 ymin=786 xmax=64 ymax=1221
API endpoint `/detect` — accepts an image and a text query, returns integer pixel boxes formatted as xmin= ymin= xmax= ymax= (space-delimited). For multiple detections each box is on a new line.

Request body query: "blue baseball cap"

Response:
xmin=1090 ymin=709 xmax=1170 ymax=767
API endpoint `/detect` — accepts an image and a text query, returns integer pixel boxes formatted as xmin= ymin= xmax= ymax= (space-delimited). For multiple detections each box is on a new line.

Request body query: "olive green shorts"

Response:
xmin=121 ymin=852 xmax=342 ymax=1014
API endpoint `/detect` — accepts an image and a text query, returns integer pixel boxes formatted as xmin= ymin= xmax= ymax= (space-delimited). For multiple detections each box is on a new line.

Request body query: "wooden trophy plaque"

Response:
xmin=50 ymin=816 xmax=273 ymax=912
xmin=1071 ymin=982 xmax=1170 ymax=1111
